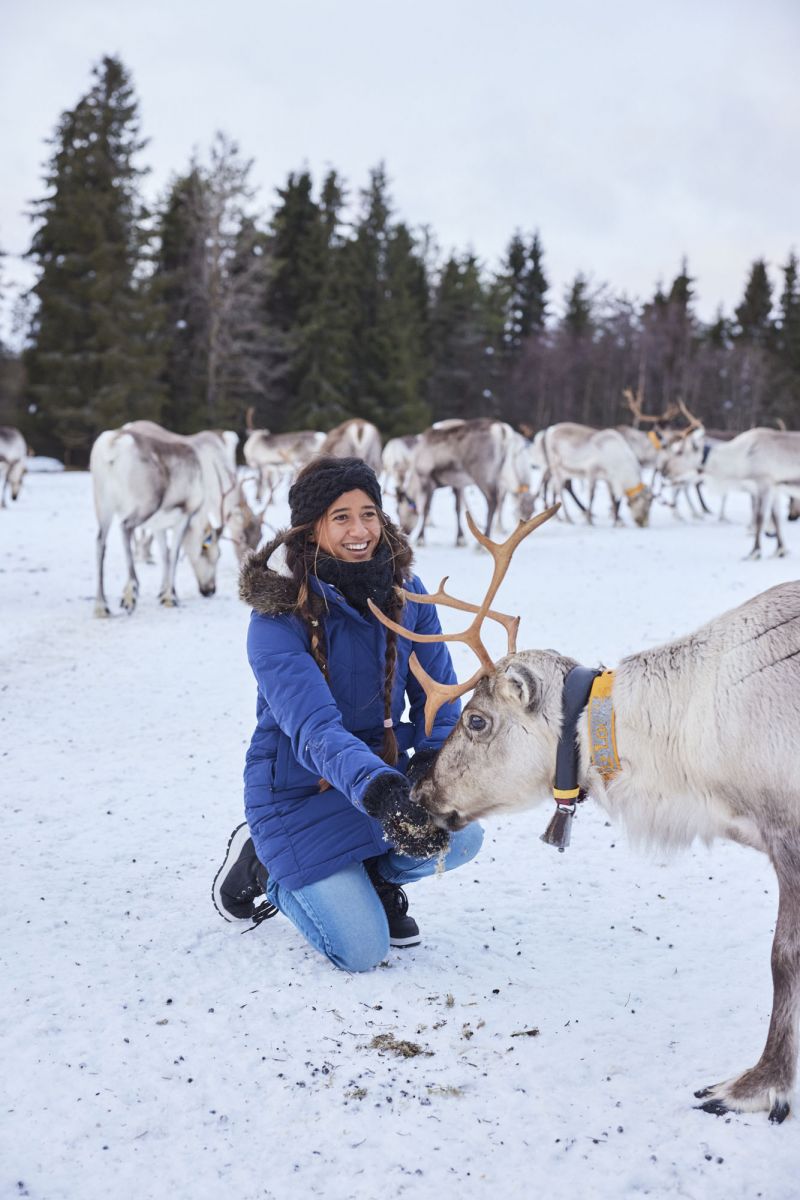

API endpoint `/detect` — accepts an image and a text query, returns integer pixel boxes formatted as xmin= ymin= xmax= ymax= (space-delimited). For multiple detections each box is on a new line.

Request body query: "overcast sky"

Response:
xmin=2 ymin=0 xmax=798 ymax=330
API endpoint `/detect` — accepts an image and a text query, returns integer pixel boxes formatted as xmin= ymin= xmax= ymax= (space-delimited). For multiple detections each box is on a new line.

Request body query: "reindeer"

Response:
xmin=398 ymin=418 xmax=536 ymax=546
xmin=381 ymin=434 xmax=419 ymax=495
xmin=662 ymin=425 xmax=800 ymax=557
xmin=125 ymin=422 xmax=262 ymax=563
xmin=0 ymin=426 xmax=29 ymax=506
xmin=243 ymin=428 xmax=326 ymax=502
xmin=319 ymin=418 xmax=383 ymax=474
xmin=621 ymin=390 xmax=713 ymax=520
xmin=369 ymin=508 xmax=800 ymax=1124
xmin=542 ymin=423 xmax=653 ymax=527
xmin=90 ymin=427 xmax=222 ymax=616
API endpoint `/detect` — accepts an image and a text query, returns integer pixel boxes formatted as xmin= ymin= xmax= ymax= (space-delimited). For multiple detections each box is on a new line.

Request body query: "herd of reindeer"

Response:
xmin=4 ymin=398 xmax=800 ymax=1125
xmin=1 ymin=391 xmax=800 ymax=616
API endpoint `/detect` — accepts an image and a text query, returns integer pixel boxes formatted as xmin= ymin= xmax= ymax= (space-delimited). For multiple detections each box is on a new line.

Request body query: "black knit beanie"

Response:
xmin=289 ymin=456 xmax=383 ymax=528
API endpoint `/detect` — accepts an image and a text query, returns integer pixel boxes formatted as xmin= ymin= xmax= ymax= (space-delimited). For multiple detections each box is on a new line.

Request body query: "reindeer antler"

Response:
xmin=368 ymin=504 xmax=559 ymax=733
xmin=674 ymin=398 xmax=705 ymax=440
xmin=622 ymin=387 xmax=680 ymax=426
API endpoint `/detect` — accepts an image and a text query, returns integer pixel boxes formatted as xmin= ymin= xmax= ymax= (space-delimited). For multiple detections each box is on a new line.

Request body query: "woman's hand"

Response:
xmin=362 ymin=772 xmax=450 ymax=858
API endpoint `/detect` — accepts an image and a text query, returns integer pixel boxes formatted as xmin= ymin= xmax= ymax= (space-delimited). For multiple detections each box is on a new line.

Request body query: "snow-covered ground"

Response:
xmin=2 ymin=470 xmax=799 ymax=1200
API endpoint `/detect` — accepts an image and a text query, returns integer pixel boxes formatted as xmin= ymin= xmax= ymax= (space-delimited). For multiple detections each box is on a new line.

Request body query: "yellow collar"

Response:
xmin=587 ymin=670 xmax=621 ymax=782
xmin=625 ymin=482 xmax=645 ymax=500
xmin=647 ymin=430 xmax=662 ymax=450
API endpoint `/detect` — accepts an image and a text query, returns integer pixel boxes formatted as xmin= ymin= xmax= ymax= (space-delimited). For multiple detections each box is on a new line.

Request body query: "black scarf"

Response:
xmin=313 ymin=541 xmax=396 ymax=617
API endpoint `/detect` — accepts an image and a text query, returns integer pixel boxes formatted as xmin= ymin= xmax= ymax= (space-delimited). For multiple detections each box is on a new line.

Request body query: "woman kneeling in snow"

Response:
xmin=212 ymin=455 xmax=482 ymax=971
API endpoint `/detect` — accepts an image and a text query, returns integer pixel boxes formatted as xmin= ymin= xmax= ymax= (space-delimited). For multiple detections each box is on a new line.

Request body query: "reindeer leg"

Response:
xmin=453 ymin=488 xmax=465 ymax=547
xmin=0 ymin=463 xmax=8 ymax=508
xmin=564 ymin=480 xmax=587 ymax=523
xmin=696 ymin=481 xmax=712 ymax=515
xmin=156 ymin=531 xmax=172 ymax=602
xmin=161 ymin=516 xmax=191 ymax=606
xmin=483 ymin=488 xmax=499 ymax=539
xmin=696 ymin=840 xmax=800 ymax=1123
xmin=771 ymin=502 xmax=789 ymax=558
xmin=119 ymin=520 xmax=140 ymax=613
xmin=745 ymin=491 xmax=765 ymax=560
xmin=94 ymin=517 xmax=113 ymax=618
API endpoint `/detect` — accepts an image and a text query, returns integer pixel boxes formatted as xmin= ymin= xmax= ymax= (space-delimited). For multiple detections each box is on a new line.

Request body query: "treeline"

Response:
xmin=2 ymin=55 xmax=800 ymax=465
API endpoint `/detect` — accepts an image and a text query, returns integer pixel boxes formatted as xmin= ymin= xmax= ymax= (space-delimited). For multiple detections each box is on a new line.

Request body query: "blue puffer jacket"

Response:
xmin=240 ymin=537 xmax=461 ymax=890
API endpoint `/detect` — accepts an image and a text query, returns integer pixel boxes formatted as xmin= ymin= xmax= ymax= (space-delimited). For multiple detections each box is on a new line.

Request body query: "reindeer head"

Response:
xmin=396 ymin=488 xmax=419 ymax=535
xmin=184 ymin=519 xmax=222 ymax=595
xmin=414 ymin=649 xmax=579 ymax=828
xmin=368 ymin=506 xmax=565 ymax=828
xmin=227 ymin=487 xmax=264 ymax=562
xmin=627 ymin=483 xmax=654 ymax=527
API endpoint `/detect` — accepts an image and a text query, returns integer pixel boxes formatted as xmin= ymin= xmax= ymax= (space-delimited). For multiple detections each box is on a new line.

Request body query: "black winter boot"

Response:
xmin=365 ymin=859 xmax=421 ymax=947
xmin=212 ymin=823 xmax=277 ymax=924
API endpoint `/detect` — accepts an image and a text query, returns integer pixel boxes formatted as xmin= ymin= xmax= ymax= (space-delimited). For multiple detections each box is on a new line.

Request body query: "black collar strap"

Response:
xmin=701 ymin=442 xmax=712 ymax=467
xmin=541 ymin=664 xmax=600 ymax=853
xmin=553 ymin=665 xmax=601 ymax=801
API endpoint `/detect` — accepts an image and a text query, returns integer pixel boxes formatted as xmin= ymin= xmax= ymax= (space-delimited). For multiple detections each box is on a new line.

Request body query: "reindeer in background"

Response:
xmin=0 ymin=426 xmax=30 ymax=506
xmin=370 ymin=508 xmax=800 ymax=1123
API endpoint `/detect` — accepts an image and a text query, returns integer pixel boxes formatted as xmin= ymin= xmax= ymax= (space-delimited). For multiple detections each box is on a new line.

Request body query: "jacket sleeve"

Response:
xmin=402 ymin=576 xmax=462 ymax=752
xmin=247 ymin=612 xmax=403 ymax=812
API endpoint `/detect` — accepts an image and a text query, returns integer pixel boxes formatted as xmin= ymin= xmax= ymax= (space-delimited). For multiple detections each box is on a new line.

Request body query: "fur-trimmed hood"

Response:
xmin=238 ymin=531 xmax=414 ymax=617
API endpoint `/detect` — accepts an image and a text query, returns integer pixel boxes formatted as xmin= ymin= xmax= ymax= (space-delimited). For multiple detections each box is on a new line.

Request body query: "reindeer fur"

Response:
xmin=414 ymin=581 xmax=800 ymax=1122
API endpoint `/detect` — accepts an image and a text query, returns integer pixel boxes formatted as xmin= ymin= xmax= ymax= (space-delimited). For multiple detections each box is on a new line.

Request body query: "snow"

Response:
xmin=2 ymin=471 xmax=799 ymax=1200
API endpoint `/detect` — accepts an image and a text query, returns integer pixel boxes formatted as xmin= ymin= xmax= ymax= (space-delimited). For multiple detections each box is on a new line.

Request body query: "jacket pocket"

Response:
xmin=275 ymin=733 xmax=319 ymax=791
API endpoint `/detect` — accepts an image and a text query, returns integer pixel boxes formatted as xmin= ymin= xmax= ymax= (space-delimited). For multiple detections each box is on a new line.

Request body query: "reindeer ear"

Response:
xmin=497 ymin=663 xmax=541 ymax=713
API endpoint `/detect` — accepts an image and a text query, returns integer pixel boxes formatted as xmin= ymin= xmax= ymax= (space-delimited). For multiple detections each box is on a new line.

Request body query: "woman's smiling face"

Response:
xmin=314 ymin=489 xmax=382 ymax=562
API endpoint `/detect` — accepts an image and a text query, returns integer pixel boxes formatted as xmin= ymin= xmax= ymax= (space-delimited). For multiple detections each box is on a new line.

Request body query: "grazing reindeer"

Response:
xmin=90 ymin=427 xmax=221 ymax=616
xmin=320 ymin=418 xmax=383 ymax=474
xmin=125 ymin=422 xmax=262 ymax=563
xmin=381 ymin=434 xmax=419 ymax=495
xmin=542 ymin=423 xmax=653 ymax=527
xmin=398 ymin=418 xmax=535 ymax=546
xmin=243 ymin=428 xmax=326 ymax=502
xmin=662 ymin=424 xmax=800 ymax=557
xmin=370 ymin=509 xmax=800 ymax=1123
xmin=0 ymin=426 xmax=29 ymax=506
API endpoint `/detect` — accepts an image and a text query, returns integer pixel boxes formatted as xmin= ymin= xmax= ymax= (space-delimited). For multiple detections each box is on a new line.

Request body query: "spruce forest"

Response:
xmin=2 ymin=55 xmax=799 ymax=465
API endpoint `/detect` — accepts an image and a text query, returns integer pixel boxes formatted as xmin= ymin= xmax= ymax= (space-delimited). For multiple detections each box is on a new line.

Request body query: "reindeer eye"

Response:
xmin=467 ymin=713 xmax=487 ymax=732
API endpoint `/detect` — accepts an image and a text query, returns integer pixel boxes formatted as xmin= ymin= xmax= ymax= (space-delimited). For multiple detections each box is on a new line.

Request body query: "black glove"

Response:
xmin=406 ymin=748 xmax=438 ymax=788
xmin=362 ymin=771 xmax=414 ymax=821
xmin=362 ymin=771 xmax=450 ymax=858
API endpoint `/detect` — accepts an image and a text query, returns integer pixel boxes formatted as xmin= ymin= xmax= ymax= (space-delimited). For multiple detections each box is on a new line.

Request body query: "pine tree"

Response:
xmin=428 ymin=254 xmax=494 ymax=421
xmin=771 ymin=251 xmax=800 ymax=424
xmin=321 ymin=164 xmax=432 ymax=435
xmin=263 ymin=169 xmax=331 ymax=428
xmin=378 ymin=222 xmax=431 ymax=435
xmin=731 ymin=259 xmax=775 ymax=426
xmin=154 ymin=166 xmax=210 ymax=432
xmin=24 ymin=56 xmax=162 ymax=462
xmin=551 ymin=274 xmax=598 ymax=424
xmin=776 ymin=252 xmax=800 ymax=371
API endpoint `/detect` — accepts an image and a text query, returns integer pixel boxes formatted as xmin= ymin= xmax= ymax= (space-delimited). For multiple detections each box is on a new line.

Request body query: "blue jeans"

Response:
xmin=266 ymin=822 xmax=483 ymax=972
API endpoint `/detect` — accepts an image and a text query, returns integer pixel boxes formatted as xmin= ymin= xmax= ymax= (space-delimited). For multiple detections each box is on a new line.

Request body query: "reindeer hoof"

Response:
xmin=769 ymin=1099 xmax=790 ymax=1124
xmin=159 ymin=593 xmax=178 ymax=608
xmin=697 ymin=1098 xmax=731 ymax=1117
xmin=94 ymin=603 xmax=112 ymax=619
xmin=694 ymin=1087 xmax=714 ymax=1099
